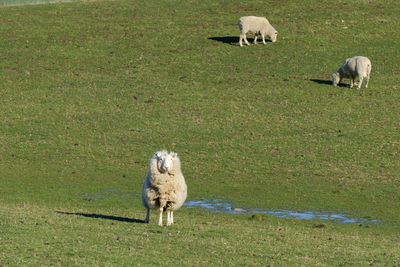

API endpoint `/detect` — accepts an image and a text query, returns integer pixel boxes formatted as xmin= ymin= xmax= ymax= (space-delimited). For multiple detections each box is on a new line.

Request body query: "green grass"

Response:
xmin=1 ymin=0 xmax=400 ymax=265
xmin=1 ymin=203 xmax=400 ymax=266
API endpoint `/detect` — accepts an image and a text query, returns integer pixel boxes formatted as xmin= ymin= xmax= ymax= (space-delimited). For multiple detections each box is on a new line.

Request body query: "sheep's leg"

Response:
xmin=166 ymin=210 xmax=170 ymax=226
xmin=145 ymin=208 xmax=150 ymax=223
xmin=357 ymin=76 xmax=364 ymax=90
xmin=170 ymin=211 xmax=174 ymax=225
xmin=158 ymin=207 xmax=163 ymax=226
xmin=365 ymin=73 xmax=370 ymax=88
xmin=166 ymin=210 xmax=172 ymax=226
xmin=261 ymin=33 xmax=266 ymax=45
xmin=349 ymin=78 xmax=354 ymax=88
xmin=242 ymin=34 xmax=250 ymax=46
xmin=253 ymin=35 xmax=257 ymax=44
xmin=239 ymin=34 xmax=243 ymax=47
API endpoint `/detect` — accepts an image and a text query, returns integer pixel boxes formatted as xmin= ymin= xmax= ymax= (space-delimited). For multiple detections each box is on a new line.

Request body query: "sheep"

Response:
xmin=142 ymin=150 xmax=187 ymax=226
xmin=238 ymin=16 xmax=278 ymax=47
xmin=332 ymin=56 xmax=372 ymax=89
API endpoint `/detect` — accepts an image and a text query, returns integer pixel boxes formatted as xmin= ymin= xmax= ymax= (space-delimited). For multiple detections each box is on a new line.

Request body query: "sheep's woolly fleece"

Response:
xmin=332 ymin=56 xmax=371 ymax=89
xmin=142 ymin=150 xmax=187 ymax=226
xmin=238 ymin=16 xmax=278 ymax=46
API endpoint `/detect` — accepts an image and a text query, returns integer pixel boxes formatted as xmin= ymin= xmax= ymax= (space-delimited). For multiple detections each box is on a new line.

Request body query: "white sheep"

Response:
xmin=332 ymin=56 xmax=372 ymax=89
xmin=238 ymin=16 xmax=278 ymax=47
xmin=142 ymin=150 xmax=187 ymax=226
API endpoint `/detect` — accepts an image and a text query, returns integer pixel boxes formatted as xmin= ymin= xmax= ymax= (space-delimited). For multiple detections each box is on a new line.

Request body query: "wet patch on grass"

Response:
xmin=184 ymin=199 xmax=380 ymax=224
xmin=0 ymin=0 xmax=79 ymax=7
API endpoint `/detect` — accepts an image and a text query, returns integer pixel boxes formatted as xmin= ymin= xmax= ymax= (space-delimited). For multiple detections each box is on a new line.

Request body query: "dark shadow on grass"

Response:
xmin=310 ymin=79 xmax=332 ymax=85
xmin=208 ymin=36 xmax=239 ymax=45
xmin=56 ymin=211 xmax=145 ymax=223
xmin=309 ymin=79 xmax=348 ymax=87
xmin=208 ymin=36 xmax=273 ymax=46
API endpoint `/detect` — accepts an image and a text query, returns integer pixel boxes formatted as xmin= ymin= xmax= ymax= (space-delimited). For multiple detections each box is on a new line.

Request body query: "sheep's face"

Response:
xmin=155 ymin=151 xmax=175 ymax=173
xmin=271 ymin=31 xmax=278 ymax=43
xmin=332 ymin=73 xmax=340 ymax=86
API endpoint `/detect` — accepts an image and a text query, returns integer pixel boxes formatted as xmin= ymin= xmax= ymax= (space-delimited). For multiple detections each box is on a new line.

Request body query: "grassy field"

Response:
xmin=1 ymin=0 xmax=399 ymax=265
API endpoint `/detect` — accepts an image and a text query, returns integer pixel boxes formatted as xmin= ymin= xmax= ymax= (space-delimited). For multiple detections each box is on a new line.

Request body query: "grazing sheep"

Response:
xmin=142 ymin=150 xmax=187 ymax=226
xmin=332 ymin=56 xmax=372 ymax=89
xmin=238 ymin=16 xmax=278 ymax=47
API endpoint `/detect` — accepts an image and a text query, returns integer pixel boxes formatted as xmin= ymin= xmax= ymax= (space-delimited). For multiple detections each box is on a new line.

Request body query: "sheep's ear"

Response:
xmin=171 ymin=152 xmax=178 ymax=158
xmin=154 ymin=151 xmax=160 ymax=158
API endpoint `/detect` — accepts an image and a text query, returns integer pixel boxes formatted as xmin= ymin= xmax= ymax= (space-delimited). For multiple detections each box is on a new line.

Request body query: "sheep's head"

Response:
xmin=332 ymin=72 xmax=340 ymax=86
xmin=271 ymin=31 xmax=278 ymax=43
xmin=154 ymin=151 xmax=177 ymax=174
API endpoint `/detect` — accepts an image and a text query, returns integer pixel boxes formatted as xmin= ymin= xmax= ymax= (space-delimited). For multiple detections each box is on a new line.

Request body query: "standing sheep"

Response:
xmin=332 ymin=56 xmax=372 ymax=89
xmin=142 ymin=150 xmax=187 ymax=226
xmin=238 ymin=16 xmax=278 ymax=47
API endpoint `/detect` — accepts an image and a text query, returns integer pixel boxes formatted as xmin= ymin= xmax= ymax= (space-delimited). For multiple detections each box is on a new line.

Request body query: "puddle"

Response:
xmin=183 ymin=199 xmax=380 ymax=224
xmin=82 ymin=194 xmax=104 ymax=200
xmin=105 ymin=189 xmax=140 ymax=197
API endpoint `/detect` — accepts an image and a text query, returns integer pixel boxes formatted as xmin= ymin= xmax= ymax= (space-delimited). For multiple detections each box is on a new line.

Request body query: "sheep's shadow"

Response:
xmin=208 ymin=36 xmax=272 ymax=46
xmin=56 ymin=211 xmax=145 ymax=223
xmin=208 ymin=36 xmax=239 ymax=45
xmin=309 ymin=79 xmax=348 ymax=88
